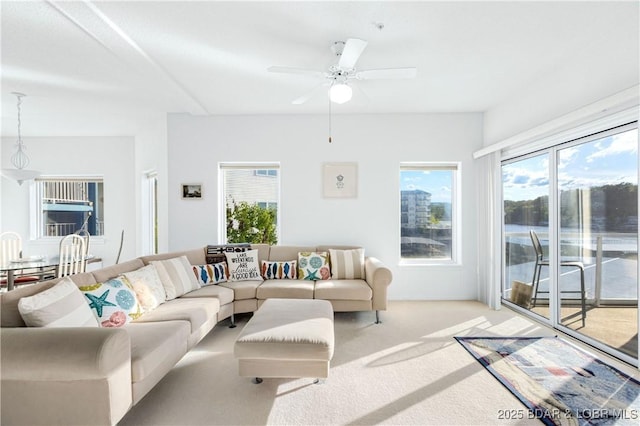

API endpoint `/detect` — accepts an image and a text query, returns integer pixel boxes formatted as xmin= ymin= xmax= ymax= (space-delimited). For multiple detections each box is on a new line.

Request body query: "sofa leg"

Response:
xmin=375 ymin=310 xmax=381 ymax=324
xmin=229 ymin=314 xmax=237 ymax=329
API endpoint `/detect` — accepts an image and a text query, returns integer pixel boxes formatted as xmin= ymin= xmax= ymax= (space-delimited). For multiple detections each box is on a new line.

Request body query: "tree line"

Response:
xmin=504 ymin=183 xmax=637 ymax=232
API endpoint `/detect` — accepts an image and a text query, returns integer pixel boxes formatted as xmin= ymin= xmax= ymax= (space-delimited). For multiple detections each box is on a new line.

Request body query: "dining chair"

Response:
xmin=529 ymin=230 xmax=586 ymax=326
xmin=58 ymin=234 xmax=87 ymax=278
xmin=74 ymin=229 xmax=91 ymax=257
xmin=0 ymin=231 xmax=41 ymax=287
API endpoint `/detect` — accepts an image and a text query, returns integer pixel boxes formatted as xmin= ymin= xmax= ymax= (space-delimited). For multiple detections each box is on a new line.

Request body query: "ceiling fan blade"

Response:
xmin=338 ymin=38 xmax=368 ymax=70
xmin=356 ymin=67 xmax=417 ymax=80
xmin=268 ymin=66 xmax=324 ymax=78
xmin=291 ymin=83 xmax=329 ymax=105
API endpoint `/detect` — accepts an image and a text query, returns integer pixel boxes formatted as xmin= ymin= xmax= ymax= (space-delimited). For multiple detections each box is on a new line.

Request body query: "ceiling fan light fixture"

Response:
xmin=329 ymin=83 xmax=352 ymax=104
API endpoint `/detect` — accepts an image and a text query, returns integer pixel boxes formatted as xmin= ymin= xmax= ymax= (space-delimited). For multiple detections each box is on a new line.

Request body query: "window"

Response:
xmin=255 ymin=169 xmax=277 ymax=177
xmin=32 ymin=177 xmax=104 ymax=238
xmin=220 ymin=163 xmax=280 ymax=244
xmin=501 ymin=122 xmax=638 ymax=362
xmin=400 ymin=163 xmax=459 ymax=262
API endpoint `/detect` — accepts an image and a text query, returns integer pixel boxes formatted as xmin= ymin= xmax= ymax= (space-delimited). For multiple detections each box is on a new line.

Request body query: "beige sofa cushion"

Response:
xmin=219 ymin=280 xmax=262 ymax=300
xmin=92 ymin=259 xmax=145 ymax=283
xmin=256 ymin=280 xmax=315 ymax=300
xmin=140 ymin=248 xmax=207 ymax=266
xmin=314 ymin=279 xmax=373 ymax=301
xmin=268 ymin=245 xmax=316 ymax=262
xmin=125 ymin=321 xmax=190 ymax=383
xmin=180 ymin=284 xmax=235 ymax=306
xmin=133 ymin=298 xmax=220 ymax=334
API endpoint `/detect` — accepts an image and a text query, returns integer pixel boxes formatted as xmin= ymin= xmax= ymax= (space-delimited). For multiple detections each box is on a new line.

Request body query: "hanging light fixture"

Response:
xmin=329 ymin=81 xmax=352 ymax=104
xmin=2 ymin=92 xmax=40 ymax=185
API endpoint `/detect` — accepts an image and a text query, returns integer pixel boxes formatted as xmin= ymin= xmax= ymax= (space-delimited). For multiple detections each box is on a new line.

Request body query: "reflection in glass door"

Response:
xmin=502 ymin=153 xmax=550 ymax=321
xmin=557 ymin=127 xmax=638 ymax=359
xmin=502 ymin=124 xmax=638 ymax=363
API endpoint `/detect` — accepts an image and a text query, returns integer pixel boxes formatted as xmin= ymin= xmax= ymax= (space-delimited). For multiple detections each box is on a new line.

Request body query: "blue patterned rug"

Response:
xmin=455 ymin=336 xmax=640 ymax=425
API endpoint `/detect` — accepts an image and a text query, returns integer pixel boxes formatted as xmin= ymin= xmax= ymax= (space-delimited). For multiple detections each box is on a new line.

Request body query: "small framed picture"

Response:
xmin=323 ymin=162 xmax=358 ymax=198
xmin=181 ymin=183 xmax=202 ymax=199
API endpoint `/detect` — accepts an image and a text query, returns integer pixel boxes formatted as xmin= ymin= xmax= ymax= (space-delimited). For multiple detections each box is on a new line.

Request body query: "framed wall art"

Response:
xmin=323 ymin=162 xmax=358 ymax=198
xmin=181 ymin=183 xmax=203 ymax=199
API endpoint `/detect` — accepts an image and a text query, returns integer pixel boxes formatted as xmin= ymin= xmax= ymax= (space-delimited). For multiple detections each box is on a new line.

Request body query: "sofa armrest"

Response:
xmin=1 ymin=327 xmax=132 ymax=426
xmin=364 ymin=257 xmax=393 ymax=311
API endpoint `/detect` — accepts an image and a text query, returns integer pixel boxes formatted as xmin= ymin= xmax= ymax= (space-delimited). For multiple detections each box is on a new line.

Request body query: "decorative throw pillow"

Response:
xmin=123 ymin=264 xmax=166 ymax=313
xmin=298 ymin=252 xmax=330 ymax=280
xmin=80 ymin=276 xmax=142 ymax=327
xmin=225 ymin=249 xmax=261 ymax=281
xmin=192 ymin=262 xmax=228 ymax=286
xmin=329 ymin=248 xmax=365 ymax=279
xmin=150 ymin=256 xmax=201 ymax=300
xmin=261 ymin=260 xmax=297 ymax=280
xmin=18 ymin=277 xmax=100 ymax=328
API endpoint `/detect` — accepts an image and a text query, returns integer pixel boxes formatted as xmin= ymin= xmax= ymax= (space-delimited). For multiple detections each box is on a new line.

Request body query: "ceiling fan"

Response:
xmin=268 ymin=38 xmax=417 ymax=105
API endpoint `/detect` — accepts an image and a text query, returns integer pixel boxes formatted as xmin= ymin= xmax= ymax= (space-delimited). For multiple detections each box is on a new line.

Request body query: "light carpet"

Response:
xmin=118 ymin=301 xmax=639 ymax=425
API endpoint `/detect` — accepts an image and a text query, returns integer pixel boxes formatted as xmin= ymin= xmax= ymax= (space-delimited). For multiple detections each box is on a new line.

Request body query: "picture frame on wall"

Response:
xmin=323 ymin=162 xmax=358 ymax=198
xmin=181 ymin=183 xmax=203 ymax=199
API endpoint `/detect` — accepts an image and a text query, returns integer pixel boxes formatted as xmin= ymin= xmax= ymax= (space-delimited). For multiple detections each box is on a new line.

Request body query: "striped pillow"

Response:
xmin=329 ymin=248 xmax=365 ymax=279
xmin=18 ymin=277 xmax=100 ymax=328
xmin=192 ymin=262 xmax=228 ymax=286
xmin=151 ymin=256 xmax=201 ymax=300
xmin=261 ymin=260 xmax=297 ymax=280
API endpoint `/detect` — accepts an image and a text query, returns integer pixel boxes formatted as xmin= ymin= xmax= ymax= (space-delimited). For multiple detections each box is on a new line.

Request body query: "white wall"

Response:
xmin=167 ymin=113 xmax=483 ymax=300
xmin=1 ymin=136 xmax=136 ymax=265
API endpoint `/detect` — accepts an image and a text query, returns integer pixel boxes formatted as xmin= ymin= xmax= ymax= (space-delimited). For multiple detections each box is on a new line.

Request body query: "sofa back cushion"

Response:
xmin=250 ymin=244 xmax=271 ymax=264
xmin=92 ymin=259 xmax=145 ymax=283
xmin=1 ymin=272 xmax=97 ymax=328
xmin=268 ymin=246 xmax=316 ymax=262
xmin=141 ymin=248 xmax=207 ymax=266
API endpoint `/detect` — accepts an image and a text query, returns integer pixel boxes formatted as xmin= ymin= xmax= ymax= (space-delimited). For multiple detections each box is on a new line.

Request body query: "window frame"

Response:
xmin=399 ymin=162 xmax=461 ymax=265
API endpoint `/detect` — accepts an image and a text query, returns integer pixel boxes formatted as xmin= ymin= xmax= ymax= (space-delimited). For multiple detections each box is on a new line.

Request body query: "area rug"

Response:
xmin=455 ymin=336 xmax=640 ymax=426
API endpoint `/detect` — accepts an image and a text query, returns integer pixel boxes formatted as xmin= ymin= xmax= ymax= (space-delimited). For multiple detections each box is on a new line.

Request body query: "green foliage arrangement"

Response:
xmin=226 ymin=201 xmax=278 ymax=245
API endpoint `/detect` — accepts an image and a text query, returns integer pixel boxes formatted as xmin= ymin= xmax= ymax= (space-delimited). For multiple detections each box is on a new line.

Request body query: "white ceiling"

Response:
xmin=1 ymin=1 xmax=638 ymax=136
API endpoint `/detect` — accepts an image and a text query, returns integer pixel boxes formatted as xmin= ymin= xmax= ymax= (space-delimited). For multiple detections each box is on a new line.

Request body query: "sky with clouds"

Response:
xmin=503 ymin=128 xmax=638 ymax=201
xmin=401 ymin=170 xmax=452 ymax=203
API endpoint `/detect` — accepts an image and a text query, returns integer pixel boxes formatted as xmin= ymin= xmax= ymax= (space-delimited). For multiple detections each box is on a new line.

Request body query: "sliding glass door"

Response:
xmin=503 ymin=153 xmax=551 ymax=322
xmin=502 ymin=124 xmax=638 ymax=364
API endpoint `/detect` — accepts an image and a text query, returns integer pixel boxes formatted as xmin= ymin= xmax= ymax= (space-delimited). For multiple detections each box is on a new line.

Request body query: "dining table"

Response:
xmin=0 ymin=255 xmax=100 ymax=291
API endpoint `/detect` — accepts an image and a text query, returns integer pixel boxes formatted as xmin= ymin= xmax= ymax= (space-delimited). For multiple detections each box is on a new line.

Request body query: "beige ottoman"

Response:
xmin=233 ymin=298 xmax=334 ymax=382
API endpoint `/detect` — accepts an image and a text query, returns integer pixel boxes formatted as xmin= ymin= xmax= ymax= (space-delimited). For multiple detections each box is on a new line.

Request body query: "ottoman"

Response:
xmin=233 ymin=298 xmax=335 ymax=381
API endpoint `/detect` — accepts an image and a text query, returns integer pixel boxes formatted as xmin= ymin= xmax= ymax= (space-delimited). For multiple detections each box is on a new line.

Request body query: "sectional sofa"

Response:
xmin=0 ymin=244 xmax=392 ymax=426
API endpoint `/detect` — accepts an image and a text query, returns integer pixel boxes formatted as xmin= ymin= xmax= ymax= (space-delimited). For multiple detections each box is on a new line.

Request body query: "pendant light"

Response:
xmin=2 ymin=92 xmax=40 ymax=185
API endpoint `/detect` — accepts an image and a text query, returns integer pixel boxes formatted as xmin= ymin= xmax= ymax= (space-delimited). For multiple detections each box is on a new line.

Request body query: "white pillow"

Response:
xmin=80 ymin=276 xmax=142 ymax=327
xmin=124 ymin=264 xmax=166 ymax=313
xmin=150 ymin=256 xmax=201 ymax=300
xmin=225 ymin=249 xmax=261 ymax=281
xmin=329 ymin=248 xmax=365 ymax=279
xmin=18 ymin=277 xmax=100 ymax=328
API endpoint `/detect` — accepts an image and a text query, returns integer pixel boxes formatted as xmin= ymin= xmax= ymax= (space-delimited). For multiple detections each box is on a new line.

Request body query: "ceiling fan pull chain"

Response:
xmin=328 ymin=95 xmax=332 ymax=143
